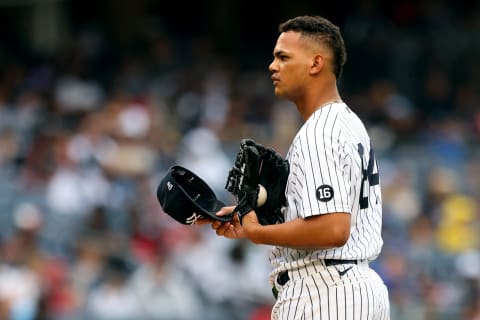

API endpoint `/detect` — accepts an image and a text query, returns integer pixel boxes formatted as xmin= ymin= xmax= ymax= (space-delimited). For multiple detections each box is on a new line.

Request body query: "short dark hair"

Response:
xmin=279 ymin=15 xmax=347 ymax=79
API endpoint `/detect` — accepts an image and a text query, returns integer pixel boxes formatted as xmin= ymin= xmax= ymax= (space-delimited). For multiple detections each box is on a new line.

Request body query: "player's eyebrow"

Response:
xmin=273 ymin=49 xmax=287 ymax=57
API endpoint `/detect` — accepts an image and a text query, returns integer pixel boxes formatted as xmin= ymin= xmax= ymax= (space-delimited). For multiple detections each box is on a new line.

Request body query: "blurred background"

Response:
xmin=0 ymin=0 xmax=479 ymax=319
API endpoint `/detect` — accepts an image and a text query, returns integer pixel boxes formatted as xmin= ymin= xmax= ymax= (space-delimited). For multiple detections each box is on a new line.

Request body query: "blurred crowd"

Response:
xmin=0 ymin=1 xmax=480 ymax=319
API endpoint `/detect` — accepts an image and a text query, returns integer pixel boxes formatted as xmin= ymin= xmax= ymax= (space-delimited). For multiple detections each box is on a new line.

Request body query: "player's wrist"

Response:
xmin=242 ymin=211 xmax=264 ymax=243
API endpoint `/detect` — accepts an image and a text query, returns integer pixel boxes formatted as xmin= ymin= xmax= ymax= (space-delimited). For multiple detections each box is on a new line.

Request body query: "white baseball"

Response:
xmin=257 ymin=184 xmax=268 ymax=207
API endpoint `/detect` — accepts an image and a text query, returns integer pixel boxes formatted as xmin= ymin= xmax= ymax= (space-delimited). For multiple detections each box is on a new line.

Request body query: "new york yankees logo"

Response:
xmin=186 ymin=212 xmax=202 ymax=225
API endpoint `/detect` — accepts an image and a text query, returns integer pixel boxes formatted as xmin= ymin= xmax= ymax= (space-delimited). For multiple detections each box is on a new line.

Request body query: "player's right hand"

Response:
xmin=211 ymin=206 xmax=245 ymax=239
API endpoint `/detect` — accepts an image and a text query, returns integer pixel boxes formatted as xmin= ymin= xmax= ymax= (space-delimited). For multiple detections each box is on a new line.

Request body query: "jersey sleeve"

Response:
xmin=300 ymin=125 xmax=353 ymax=218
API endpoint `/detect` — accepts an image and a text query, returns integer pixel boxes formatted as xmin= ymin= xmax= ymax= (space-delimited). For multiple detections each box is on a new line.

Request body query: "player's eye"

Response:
xmin=274 ymin=52 xmax=288 ymax=61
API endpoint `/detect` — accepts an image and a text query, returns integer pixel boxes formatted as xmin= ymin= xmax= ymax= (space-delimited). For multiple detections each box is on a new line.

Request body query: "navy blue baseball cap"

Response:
xmin=157 ymin=166 xmax=233 ymax=225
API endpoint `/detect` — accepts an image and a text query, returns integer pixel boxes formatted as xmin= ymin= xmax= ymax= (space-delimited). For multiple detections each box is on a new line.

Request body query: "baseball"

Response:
xmin=257 ymin=184 xmax=268 ymax=207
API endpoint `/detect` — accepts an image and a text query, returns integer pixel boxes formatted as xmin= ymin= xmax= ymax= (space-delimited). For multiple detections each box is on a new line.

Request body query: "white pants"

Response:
xmin=271 ymin=261 xmax=390 ymax=320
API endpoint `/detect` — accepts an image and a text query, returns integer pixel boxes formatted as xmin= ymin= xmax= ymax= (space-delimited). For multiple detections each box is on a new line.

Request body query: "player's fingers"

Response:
xmin=211 ymin=220 xmax=228 ymax=230
xmin=213 ymin=222 xmax=231 ymax=236
xmin=194 ymin=218 xmax=214 ymax=225
xmin=231 ymin=213 xmax=242 ymax=227
xmin=216 ymin=206 xmax=235 ymax=217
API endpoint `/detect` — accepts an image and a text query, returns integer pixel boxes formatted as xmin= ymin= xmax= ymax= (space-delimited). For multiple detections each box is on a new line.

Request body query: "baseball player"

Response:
xmin=210 ymin=15 xmax=390 ymax=319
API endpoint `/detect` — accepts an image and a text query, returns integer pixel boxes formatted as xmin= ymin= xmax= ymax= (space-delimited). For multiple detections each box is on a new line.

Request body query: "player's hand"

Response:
xmin=239 ymin=210 xmax=261 ymax=240
xmin=211 ymin=206 xmax=245 ymax=239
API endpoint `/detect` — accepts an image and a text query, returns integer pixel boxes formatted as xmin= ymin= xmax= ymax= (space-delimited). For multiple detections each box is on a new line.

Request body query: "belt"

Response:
xmin=274 ymin=259 xmax=359 ymax=292
xmin=324 ymin=259 xmax=358 ymax=267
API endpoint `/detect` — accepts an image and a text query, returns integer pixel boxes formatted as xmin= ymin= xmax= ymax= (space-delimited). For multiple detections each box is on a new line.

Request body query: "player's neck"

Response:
xmin=296 ymin=81 xmax=342 ymax=121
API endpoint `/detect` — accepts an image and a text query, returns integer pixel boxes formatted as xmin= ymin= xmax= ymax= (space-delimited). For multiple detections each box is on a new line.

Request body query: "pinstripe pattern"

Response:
xmin=269 ymin=102 xmax=389 ymax=319
xmin=271 ymin=262 xmax=390 ymax=320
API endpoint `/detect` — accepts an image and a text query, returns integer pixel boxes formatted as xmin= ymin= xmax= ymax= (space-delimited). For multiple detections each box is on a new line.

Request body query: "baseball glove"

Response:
xmin=225 ymin=139 xmax=289 ymax=225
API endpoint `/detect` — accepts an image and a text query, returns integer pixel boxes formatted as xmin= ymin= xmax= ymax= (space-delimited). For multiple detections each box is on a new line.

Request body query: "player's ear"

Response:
xmin=310 ymin=54 xmax=324 ymax=75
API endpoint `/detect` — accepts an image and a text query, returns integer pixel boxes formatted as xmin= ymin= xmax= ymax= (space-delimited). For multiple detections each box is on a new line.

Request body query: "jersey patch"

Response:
xmin=316 ymin=185 xmax=334 ymax=202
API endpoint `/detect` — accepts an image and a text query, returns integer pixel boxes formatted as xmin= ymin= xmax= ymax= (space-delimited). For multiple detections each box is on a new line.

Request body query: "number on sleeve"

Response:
xmin=357 ymin=143 xmax=379 ymax=209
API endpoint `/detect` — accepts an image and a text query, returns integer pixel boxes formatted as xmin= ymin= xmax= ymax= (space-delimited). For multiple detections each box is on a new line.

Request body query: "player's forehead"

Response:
xmin=273 ymin=31 xmax=302 ymax=53
xmin=273 ymin=31 xmax=317 ymax=56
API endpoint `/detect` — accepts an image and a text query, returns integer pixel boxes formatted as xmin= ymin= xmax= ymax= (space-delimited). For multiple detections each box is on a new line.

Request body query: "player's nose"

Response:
xmin=268 ymin=60 xmax=277 ymax=73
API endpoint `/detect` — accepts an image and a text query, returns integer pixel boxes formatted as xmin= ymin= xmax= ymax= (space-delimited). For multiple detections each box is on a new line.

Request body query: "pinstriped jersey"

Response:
xmin=269 ymin=102 xmax=383 ymax=272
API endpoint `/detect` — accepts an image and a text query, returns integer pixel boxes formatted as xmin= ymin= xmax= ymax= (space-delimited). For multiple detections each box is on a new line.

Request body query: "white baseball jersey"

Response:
xmin=269 ymin=102 xmax=389 ymax=320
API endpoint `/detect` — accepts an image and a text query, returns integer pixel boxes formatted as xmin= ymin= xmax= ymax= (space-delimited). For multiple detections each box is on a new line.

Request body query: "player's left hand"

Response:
xmin=225 ymin=139 xmax=288 ymax=226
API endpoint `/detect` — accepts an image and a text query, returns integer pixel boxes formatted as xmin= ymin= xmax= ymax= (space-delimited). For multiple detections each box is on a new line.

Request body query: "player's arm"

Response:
xmin=238 ymin=210 xmax=350 ymax=249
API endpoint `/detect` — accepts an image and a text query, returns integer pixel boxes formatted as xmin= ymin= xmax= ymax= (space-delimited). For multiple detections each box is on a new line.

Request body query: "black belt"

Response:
xmin=324 ymin=259 xmax=358 ymax=267
xmin=276 ymin=259 xmax=358 ymax=286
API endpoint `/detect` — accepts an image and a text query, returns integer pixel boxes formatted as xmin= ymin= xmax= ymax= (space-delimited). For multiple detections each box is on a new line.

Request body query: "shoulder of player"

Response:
xmin=302 ymin=107 xmax=345 ymax=137
xmin=297 ymin=106 xmax=364 ymax=151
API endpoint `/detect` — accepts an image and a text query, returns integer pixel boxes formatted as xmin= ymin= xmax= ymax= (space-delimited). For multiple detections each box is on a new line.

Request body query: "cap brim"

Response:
xmin=194 ymin=199 xmax=233 ymax=222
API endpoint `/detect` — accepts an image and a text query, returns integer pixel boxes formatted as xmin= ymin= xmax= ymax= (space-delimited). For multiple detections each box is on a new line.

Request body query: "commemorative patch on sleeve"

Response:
xmin=316 ymin=185 xmax=334 ymax=202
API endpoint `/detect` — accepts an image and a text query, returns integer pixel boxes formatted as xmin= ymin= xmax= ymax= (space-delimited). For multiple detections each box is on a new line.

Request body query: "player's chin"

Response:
xmin=273 ymin=85 xmax=292 ymax=99
xmin=273 ymin=86 xmax=285 ymax=98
